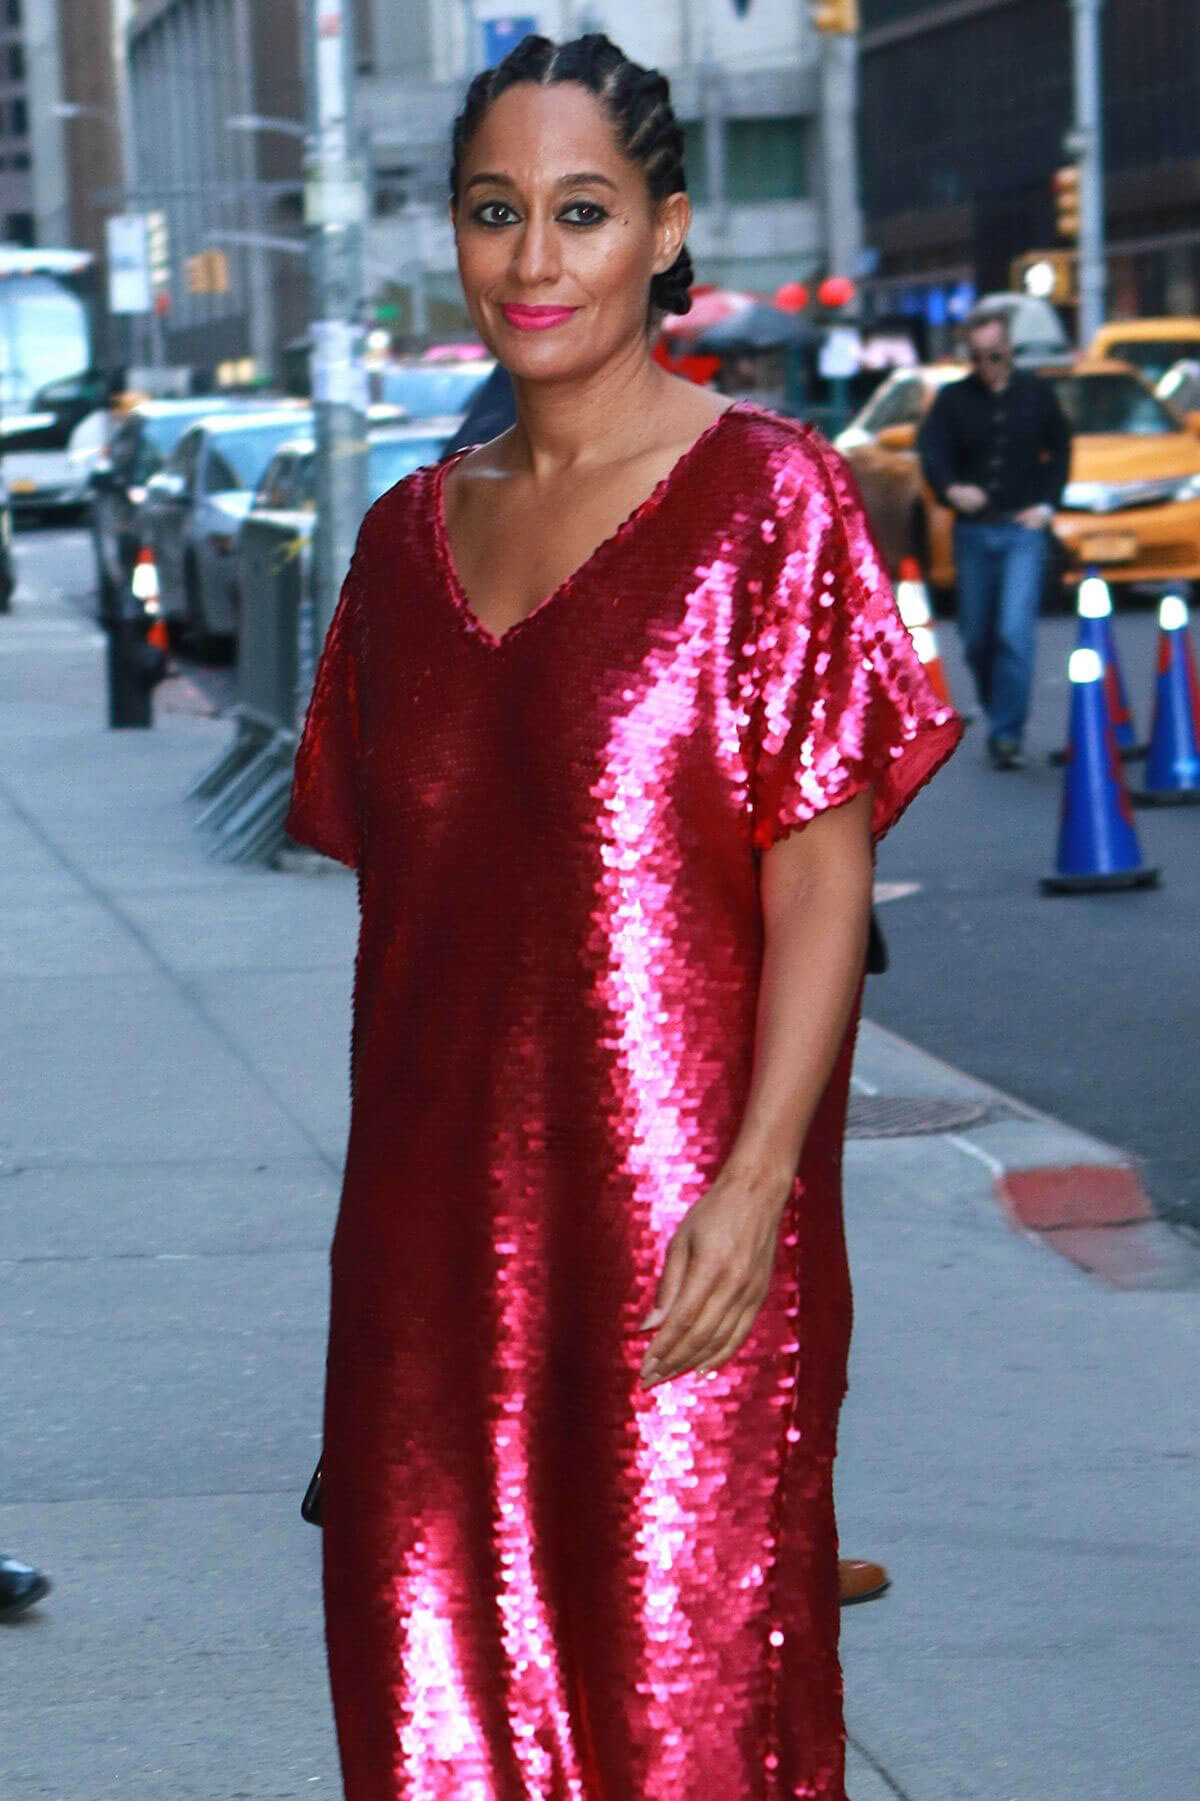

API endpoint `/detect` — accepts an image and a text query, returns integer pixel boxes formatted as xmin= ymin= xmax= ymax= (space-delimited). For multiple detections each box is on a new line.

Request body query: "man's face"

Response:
xmin=967 ymin=322 xmax=1012 ymax=390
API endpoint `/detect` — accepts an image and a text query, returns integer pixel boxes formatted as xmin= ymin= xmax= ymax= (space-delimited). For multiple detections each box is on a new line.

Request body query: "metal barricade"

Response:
xmin=186 ymin=510 xmax=315 ymax=864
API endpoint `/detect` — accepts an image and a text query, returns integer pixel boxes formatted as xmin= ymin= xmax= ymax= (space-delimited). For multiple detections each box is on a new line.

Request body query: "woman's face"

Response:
xmin=452 ymin=81 xmax=688 ymax=384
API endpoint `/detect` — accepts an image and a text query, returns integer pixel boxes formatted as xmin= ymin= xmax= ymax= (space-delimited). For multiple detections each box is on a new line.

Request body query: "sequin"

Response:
xmin=286 ymin=402 xmax=962 ymax=1800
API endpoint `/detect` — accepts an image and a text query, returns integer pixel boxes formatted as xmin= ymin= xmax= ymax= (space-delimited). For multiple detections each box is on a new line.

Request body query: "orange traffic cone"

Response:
xmin=895 ymin=557 xmax=952 ymax=704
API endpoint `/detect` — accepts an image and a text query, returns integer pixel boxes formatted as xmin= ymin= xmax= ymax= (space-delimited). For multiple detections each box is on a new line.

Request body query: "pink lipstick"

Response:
xmin=499 ymin=304 xmax=579 ymax=332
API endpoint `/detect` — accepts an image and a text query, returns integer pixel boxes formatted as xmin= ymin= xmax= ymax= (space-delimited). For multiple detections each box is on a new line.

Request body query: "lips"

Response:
xmin=499 ymin=304 xmax=579 ymax=332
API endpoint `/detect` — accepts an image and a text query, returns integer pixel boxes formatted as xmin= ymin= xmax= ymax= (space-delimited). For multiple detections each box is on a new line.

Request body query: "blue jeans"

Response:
xmin=953 ymin=519 xmax=1049 ymax=747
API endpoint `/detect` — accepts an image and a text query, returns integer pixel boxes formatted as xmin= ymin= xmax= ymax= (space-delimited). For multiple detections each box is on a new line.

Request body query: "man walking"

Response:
xmin=919 ymin=306 xmax=1071 ymax=768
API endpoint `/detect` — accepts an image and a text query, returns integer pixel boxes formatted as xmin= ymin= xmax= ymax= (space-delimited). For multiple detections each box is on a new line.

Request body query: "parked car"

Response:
xmin=0 ymin=464 xmax=16 ymax=611
xmin=240 ymin=415 xmax=461 ymax=602
xmin=835 ymin=358 xmax=1200 ymax=605
xmin=89 ymin=397 xmax=244 ymax=614
xmin=370 ymin=358 xmax=493 ymax=420
xmin=1089 ymin=317 xmax=1200 ymax=388
xmin=0 ymin=367 xmax=113 ymax=516
xmin=140 ymin=406 xmax=311 ymax=652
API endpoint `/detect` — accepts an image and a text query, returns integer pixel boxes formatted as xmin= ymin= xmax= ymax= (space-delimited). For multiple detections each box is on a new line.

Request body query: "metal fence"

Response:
xmin=185 ymin=511 xmax=315 ymax=863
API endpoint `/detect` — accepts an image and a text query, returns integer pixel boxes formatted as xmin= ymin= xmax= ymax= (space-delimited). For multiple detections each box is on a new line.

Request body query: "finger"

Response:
xmin=694 ymin=1299 xmax=767 ymax=1376
xmin=640 ymin=1230 xmax=690 ymax=1333
xmin=671 ymin=1286 xmax=765 ymax=1381
xmin=642 ymin=1253 xmax=722 ymax=1381
xmin=648 ymin=1266 xmax=747 ymax=1382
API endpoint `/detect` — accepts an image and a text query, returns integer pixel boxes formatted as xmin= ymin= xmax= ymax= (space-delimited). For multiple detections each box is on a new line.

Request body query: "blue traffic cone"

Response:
xmin=1049 ymin=573 xmax=1142 ymax=764
xmin=1042 ymin=647 xmax=1159 ymax=894
xmin=1135 ymin=593 xmax=1200 ymax=806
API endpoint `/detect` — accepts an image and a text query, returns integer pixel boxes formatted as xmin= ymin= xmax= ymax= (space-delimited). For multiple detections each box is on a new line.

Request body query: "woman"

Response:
xmin=287 ymin=33 xmax=960 ymax=1801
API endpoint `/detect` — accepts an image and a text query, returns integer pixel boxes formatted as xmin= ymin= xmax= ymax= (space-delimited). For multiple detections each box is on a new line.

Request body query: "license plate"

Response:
xmin=1081 ymin=532 xmax=1138 ymax=563
xmin=10 ymin=477 xmax=35 ymax=493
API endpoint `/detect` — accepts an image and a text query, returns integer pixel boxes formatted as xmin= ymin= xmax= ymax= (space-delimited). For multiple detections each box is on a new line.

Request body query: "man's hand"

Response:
xmin=947 ymin=483 xmax=988 ymax=514
xmin=1014 ymin=504 xmax=1053 ymax=529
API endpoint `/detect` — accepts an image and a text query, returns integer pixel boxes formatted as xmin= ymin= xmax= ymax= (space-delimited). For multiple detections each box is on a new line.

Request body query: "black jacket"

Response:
xmin=918 ymin=368 xmax=1071 ymax=520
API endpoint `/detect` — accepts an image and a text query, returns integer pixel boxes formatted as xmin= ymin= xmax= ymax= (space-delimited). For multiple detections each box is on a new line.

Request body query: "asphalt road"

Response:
xmin=873 ymin=601 xmax=1200 ymax=1229
xmin=15 ymin=520 xmax=1200 ymax=1226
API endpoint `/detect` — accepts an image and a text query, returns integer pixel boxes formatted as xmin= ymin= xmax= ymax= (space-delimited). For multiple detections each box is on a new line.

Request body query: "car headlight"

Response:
xmin=1062 ymin=481 xmax=1115 ymax=510
xmin=1173 ymin=472 xmax=1200 ymax=502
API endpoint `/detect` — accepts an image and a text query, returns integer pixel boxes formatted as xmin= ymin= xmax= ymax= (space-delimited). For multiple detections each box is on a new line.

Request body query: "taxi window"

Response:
xmin=861 ymin=375 xmax=924 ymax=434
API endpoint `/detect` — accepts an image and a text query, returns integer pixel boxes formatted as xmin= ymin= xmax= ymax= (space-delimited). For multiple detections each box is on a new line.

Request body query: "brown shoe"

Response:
xmin=838 ymin=1558 xmax=890 ymax=1605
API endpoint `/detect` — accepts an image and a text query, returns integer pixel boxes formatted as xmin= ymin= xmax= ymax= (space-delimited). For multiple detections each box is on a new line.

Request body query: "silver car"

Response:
xmin=140 ymin=406 xmax=311 ymax=652
xmin=239 ymin=415 xmax=461 ymax=604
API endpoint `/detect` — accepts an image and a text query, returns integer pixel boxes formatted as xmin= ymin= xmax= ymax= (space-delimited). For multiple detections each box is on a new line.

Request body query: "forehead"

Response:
xmin=968 ymin=318 xmax=1009 ymax=341
xmin=460 ymin=81 xmax=632 ymax=181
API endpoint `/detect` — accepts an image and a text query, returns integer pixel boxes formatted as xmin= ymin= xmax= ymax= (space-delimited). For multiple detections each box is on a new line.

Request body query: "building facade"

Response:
xmin=359 ymin=0 xmax=843 ymax=333
xmin=858 ymin=0 xmax=1200 ymax=338
xmin=125 ymin=0 xmax=308 ymax=383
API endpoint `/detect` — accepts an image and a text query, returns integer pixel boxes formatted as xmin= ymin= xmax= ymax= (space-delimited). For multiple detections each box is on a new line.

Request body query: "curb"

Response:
xmin=854 ymin=1020 xmax=1199 ymax=1291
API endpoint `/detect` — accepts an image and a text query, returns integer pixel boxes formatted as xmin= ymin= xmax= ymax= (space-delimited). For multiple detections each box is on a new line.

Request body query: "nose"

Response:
xmin=511 ymin=209 xmax=560 ymax=289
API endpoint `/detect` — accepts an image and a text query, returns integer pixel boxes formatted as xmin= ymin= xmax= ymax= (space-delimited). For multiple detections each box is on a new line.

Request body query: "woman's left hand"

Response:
xmin=639 ymin=1159 xmax=794 ymax=1386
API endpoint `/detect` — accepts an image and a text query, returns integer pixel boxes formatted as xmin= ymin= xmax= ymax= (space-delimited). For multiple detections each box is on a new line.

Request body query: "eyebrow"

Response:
xmin=463 ymin=170 xmax=619 ymax=193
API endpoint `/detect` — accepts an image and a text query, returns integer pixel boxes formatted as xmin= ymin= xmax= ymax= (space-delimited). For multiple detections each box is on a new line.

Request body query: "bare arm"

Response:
xmin=641 ymin=788 xmax=874 ymax=1386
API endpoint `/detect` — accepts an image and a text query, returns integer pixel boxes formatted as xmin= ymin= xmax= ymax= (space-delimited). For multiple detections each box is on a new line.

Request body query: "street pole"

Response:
xmin=302 ymin=0 xmax=368 ymax=696
xmin=1070 ymin=0 xmax=1106 ymax=345
xmin=818 ymin=30 xmax=863 ymax=286
xmin=233 ymin=0 xmax=277 ymax=385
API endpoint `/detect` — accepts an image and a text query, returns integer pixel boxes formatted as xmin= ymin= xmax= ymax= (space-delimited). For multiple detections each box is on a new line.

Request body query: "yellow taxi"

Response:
xmin=1089 ymin=318 xmax=1200 ymax=387
xmin=834 ymin=357 xmax=1200 ymax=601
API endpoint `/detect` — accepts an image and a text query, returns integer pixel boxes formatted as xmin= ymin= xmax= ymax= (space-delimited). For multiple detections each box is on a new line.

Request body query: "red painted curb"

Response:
xmin=996 ymin=1163 xmax=1154 ymax=1232
xmin=992 ymin=1162 xmax=1194 ymax=1289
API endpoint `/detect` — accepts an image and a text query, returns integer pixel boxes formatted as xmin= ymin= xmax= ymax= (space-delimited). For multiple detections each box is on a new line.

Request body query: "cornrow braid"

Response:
xmin=449 ymin=33 xmax=694 ymax=318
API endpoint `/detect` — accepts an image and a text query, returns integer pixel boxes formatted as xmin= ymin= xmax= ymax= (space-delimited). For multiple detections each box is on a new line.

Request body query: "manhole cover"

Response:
xmin=846 ymin=1094 xmax=991 ymax=1138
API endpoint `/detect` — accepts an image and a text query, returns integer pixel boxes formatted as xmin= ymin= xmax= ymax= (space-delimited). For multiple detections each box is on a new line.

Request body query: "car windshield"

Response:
xmin=1102 ymin=339 xmax=1198 ymax=384
xmin=376 ymin=363 xmax=491 ymax=418
xmin=208 ymin=416 xmax=312 ymax=489
xmin=1049 ymin=373 xmax=1180 ymax=437
xmin=367 ymin=434 xmax=447 ymax=499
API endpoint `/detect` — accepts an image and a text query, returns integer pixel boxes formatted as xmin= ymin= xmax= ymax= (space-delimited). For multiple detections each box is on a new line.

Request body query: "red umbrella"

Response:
xmin=660 ymin=287 xmax=757 ymax=342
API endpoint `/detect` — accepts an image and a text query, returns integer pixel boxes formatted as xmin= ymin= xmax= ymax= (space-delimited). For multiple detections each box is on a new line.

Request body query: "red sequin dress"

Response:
xmin=286 ymin=402 xmax=961 ymax=1801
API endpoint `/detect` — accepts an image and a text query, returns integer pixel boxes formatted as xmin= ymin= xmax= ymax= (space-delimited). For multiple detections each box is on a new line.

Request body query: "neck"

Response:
xmin=507 ymin=337 xmax=672 ymax=479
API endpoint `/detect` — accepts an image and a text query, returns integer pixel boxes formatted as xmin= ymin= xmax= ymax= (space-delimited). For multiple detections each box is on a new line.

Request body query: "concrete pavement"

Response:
xmin=1 ymin=572 xmax=1196 ymax=1800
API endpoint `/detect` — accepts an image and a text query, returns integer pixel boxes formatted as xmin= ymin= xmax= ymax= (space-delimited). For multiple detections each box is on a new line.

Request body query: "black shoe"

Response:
xmin=0 ymin=1555 xmax=52 ymax=1620
xmin=988 ymin=738 xmax=1025 ymax=770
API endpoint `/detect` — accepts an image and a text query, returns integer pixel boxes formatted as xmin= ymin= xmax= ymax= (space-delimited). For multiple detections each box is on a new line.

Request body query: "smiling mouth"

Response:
xmin=499 ymin=304 xmax=580 ymax=331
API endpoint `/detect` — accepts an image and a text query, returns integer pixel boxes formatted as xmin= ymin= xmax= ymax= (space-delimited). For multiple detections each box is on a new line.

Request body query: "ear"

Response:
xmin=652 ymin=191 xmax=691 ymax=277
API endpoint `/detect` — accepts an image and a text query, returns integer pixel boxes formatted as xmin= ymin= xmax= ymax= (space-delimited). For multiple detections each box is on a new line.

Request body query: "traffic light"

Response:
xmin=810 ymin=0 xmax=859 ymax=32
xmin=1053 ymin=165 xmax=1081 ymax=240
xmin=185 ymin=249 xmax=231 ymax=295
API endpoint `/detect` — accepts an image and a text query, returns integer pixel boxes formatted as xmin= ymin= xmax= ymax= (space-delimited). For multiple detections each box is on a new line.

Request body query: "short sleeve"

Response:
xmin=748 ymin=435 xmax=962 ymax=850
xmin=284 ymin=555 xmax=363 ymax=869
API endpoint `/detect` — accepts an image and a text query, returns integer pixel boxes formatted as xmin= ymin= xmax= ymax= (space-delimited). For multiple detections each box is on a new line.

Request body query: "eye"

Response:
xmin=560 ymin=201 xmax=609 ymax=227
xmin=472 ymin=200 xmax=519 ymax=227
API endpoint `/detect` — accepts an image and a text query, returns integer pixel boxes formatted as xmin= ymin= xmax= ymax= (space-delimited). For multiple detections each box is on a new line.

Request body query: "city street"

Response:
xmin=2 ymin=526 xmax=1197 ymax=1800
xmin=26 ymin=517 xmax=1200 ymax=1229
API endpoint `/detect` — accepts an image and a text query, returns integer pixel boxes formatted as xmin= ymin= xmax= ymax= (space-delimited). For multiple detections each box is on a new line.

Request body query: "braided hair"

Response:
xmin=450 ymin=34 xmax=694 ymax=319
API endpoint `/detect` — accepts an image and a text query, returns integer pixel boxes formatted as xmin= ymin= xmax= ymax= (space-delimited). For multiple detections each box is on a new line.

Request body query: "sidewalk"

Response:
xmin=2 ymin=581 xmax=1196 ymax=1800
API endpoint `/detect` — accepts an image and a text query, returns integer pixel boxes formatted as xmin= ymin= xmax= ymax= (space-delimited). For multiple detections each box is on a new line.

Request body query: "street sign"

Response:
xmin=483 ymin=17 xmax=537 ymax=68
xmin=106 ymin=214 xmax=151 ymax=314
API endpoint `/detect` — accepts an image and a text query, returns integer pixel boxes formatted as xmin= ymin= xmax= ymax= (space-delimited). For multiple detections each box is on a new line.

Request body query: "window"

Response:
xmin=859 ymin=374 xmax=927 ymax=435
xmin=725 ymin=116 xmax=809 ymax=203
xmin=7 ymin=43 xmax=23 ymax=80
xmin=5 ymin=0 xmax=20 ymax=25
xmin=681 ymin=121 xmax=710 ymax=206
xmin=10 ymin=96 xmax=26 ymax=137
xmin=11 ymin=151 xmax=29 ymax=172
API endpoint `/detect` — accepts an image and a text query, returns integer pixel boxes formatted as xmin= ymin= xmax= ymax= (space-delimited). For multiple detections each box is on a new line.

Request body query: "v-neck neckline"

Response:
xmin=432 ymin=400 xmax=746 ymax=650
